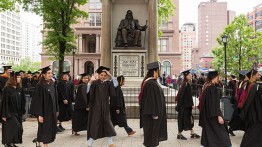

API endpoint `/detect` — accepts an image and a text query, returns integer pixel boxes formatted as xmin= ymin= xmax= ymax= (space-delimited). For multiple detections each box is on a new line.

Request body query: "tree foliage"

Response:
xmin=8 ymin=57 xmax=41 ymax=72
xmin=212 ymin=14 xmax=262 ymax=76
xmin=158 ymin=0 xmax=176 ymax=36
xmin=0 ymin=0 xmax=18 ymax=11
xmin=21 ymin=0 xmax=88 ymax=79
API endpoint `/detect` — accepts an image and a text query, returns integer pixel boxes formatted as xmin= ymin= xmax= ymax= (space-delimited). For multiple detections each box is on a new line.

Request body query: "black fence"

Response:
xmin=122 ymin=84 xmax=233 ymax=119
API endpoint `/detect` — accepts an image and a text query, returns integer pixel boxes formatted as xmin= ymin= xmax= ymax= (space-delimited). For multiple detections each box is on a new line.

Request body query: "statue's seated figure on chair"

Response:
xmin=115 ymin=10 xmax=147 ymax=47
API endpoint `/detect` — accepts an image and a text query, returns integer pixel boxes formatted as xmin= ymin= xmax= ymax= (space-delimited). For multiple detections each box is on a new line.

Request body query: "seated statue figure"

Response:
xmin=115 ymin=10 xmax=147 ymax=47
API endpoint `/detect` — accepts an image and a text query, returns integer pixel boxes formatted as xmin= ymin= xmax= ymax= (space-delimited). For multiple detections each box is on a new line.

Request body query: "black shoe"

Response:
xmin=191 ymin=133 xmax=200 ymax=138
xmin=229 ymin=129 xmax=235 ymax=136
xmin=57 ymin=126 xmax=63 ymax=132
xmin=177 ymin=134 xmax=187 ymax=140
xmin=124 ymin=43 xmax=128 ymax=47
xmin=59 ymin=125 xmax=65 ymax=131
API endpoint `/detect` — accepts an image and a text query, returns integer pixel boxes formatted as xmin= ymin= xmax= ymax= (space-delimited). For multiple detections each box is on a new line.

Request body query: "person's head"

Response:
xmin=201 ymin=73 xmax=204 ymax=77
xmin=19 ymin=70 xmax=25 ymax=78
xmin=62 ymin=71 xmax=70 ymax=81
xmin=146 ymin=61 xmax=160 ymax=79
xmin=27 ymin=71 xmax=32 ymax=79
xmin=247 ymin=69 xmax=260 ymax=82
xmin=5 ymin=71 xmax=21 ymax=88
xmin=181 ymin=69 xmax=192 ymax=81
xmin=79 ymin=73 xmax=90 ymax=84
xmin=3 ymin=65 xmax=12 ymax=75
xmin=41 ymin=66 xmax=53 ymax=81
xmin=207 ymin=71 xmax=220 ymax=84
xmin=125 ymin=10 xmax=133 ymax=20
xmin=117 ymin=75 xmax=125 ymax=86
xmin=96 ymin=66 xmax=110 ymax=81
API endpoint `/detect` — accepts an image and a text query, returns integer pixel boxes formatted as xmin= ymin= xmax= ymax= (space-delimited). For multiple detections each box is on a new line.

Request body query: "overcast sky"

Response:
xmin=179 ymin=0 xmax=262 ymax=28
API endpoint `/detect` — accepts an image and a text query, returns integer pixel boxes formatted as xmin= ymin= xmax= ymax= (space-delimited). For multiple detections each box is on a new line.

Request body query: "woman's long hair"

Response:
xmin=141 ymin=68 xmax=158 ymax=88
xmin=38 ymin=76 xmax=54 ymax=85
xmin=5 ymin=77 xmax=22 ymax=88
xmin=78 ymin=76 xmax=90 ymax=85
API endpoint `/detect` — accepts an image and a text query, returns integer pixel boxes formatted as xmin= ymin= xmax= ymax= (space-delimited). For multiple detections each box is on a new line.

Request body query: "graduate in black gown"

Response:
xmin=199 ymin=71 xmax=231 ymax=147
xmin=1 ymin=71 xmax=25 ymax=147
xmin=110 ymin=75 xmax=136 ymax=136
xmin=30 ymin=66 xmax=59 ymax=147
xmin=240 ymin=69 xmax=262 ymax=147
xmin=175 ymin=69 xmax=200 ymax=140
xmin=140 ymin=61 xmax=167 ymax=147
xmin=228 ymin=70 xmax=248 ymax=136
xmin=57 ymin=71 xmax=73 ymax=131
xmin=72 ymin=73 xmax=90 ymax=135
xmin=87 ymin=66 xmax=118 ymax=147
xmin=0 ymin=66 xmax=12 ymax=124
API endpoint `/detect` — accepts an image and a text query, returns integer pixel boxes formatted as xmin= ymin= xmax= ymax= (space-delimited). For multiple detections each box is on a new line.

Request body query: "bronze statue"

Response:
xmin=115 ymin=10 xmax=147 ymax=47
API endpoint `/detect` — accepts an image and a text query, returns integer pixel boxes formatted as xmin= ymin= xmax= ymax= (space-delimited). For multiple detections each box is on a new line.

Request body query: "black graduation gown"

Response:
xmin=240 ymin=84 xmax=262 ymax=147
xmin=199 ymin=84 xmax=231 ymax=147
xmin=176 ymin=82 xmax=194 ymax=132
xmin=141 ymin=79 xmax=167 ymax=147
xmin=1 ymin=86 xmax=25 ymax=145
xmin=110 ymin=86 xmax=128 ymax=128
xmin=57 ymin=80 xmax=73 ymax=122
xmin=0 ymin=76 xmax=9 ymax=123
xmin=29 ymin=82 xmax=59 ymax=144
xmin=72 ymin=84 xmax=89 ymax=132
xmin=87 ymin=79 xmax=117 ymax=140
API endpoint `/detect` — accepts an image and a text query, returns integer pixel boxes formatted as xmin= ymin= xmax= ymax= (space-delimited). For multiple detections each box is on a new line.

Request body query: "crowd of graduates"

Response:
xmin=0 ymin=62 xmax=261 ymax=147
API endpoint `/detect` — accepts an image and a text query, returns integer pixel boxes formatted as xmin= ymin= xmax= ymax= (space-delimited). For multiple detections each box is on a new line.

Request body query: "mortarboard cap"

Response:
xmin=62 ymin=71 xmax=70 ymax=75
xmin=147 ymin=61 xmax=160 ymax=70
xmin=27 ymin=70 xmax=32 ymax=74
xmin=246 ymin=68 xmax=258 ymax=79
xmin=3 ymin=65 xmax=12 ymax=71
xmin=238 ymin=70 xmax=248 ymax=80
xmin=40 ymin=66 xmax=51 ymax=74
xmin=207 ymin=70 xmax=219 ymax=80
xmin=230 ymin=74 xmax=236 ymax=79
xmin=19 ymin=70 xmax=25 ymax=73
xmin=96 ymin=66 xmax=110 ymax=74
xmin=10 ymin=71 xmax=20 ymax=78
xmin=181 ymin=69 xmax=191 ymax=76
xmin=80 ymin=73 xmax=89 ymax=77
xmin=33 ymin=71 xmax=40 ymax=75
xmin=117 ymin=75 xmax=125 ymax=86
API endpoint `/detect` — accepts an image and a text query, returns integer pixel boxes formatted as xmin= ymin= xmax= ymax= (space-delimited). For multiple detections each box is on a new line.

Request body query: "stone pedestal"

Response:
xmin=112 ymin=47 xmax=146 ymax=87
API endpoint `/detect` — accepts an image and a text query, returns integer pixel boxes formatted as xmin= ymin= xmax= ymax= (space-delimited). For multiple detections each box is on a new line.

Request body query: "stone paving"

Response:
xmin=0 ymin=119 xmax=243 ymax=147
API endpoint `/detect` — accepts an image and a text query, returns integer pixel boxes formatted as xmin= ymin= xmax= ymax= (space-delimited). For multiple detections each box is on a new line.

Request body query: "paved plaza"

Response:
xmin=0 ymin=119 xmax=243 ymax=147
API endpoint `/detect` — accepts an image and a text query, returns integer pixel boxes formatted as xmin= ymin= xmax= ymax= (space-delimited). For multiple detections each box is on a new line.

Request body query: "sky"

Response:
xmin=179 ymin=0 xmax=262 ymax=28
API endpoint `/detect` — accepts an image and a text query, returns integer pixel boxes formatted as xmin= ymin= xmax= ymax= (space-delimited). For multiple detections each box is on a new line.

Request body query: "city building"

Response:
xmin=41 ymin=0 xmax=181 ymax=78
xmin=197 ymin=0 xmax=235 ymax=69
xmin=21 ymin=21 xmax=41 ymax=62
xmin=247 ymin=3 xmax=262 ymax=32
xmin=0 ymin=8 xmax=21 ymax=66
xmin=179 ymin=23 xmax=197 ymax=71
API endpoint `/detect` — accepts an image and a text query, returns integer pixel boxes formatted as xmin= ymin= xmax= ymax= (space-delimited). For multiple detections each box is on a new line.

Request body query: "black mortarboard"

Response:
xmin=62 ymin=71 xmax=70 ymax=75
xmin=246 ymin=68 xmax=258 ymax=79
xmin=19 ymin=70 xmax=25 ymax=73
xmin=238 ymin=70 xmax=248 ymax=80
xmin=181 ymin=69 xmax=191 ymax=76
xmin=27 ymin=70 xmax=32 ymax=74
xmin=147 ymin=61 xmax=160 ymax=70
xmin=207 ymin=70 xmax=219 ymax=80
xmin=117 ymin=75 xmax=125 ymax=86
xmin=3 ymin=65 xmax=12 ymax=71
xmin=96 ymin=66 xmax=110 ymax=74
xmin=40 ymin=66 xmax=51 ymax=74
xmin=80 ymin=73 xmax=89 ymax=77
xmin=230 ymin=74 xmax=236 ymax=79
xmin=33 ymin=71 xmax=40 ymax=74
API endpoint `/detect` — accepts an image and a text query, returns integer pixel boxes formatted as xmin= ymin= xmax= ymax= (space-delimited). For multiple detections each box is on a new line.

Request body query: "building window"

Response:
xmin=52 ymin=60 xmax=71 ymax=75
xmin=88 ymin=13 xmax=102 ymax=26
xmin=162 ymin=61 xmax=171 ymax=75
xmin=89 ymin=0 xmax=102 ymax=10
xmin=160 ymin=20 xmax=168 ymax=29
xmin=158 ymin=38 xmax=168 ymax=52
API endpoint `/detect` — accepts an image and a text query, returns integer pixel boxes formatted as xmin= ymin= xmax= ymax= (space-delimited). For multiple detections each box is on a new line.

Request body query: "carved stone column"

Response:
xmin=148 ymin=0 xmax=158 ymax=63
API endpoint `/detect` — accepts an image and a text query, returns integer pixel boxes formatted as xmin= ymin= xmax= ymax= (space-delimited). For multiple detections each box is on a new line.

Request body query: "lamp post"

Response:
xmin=72 ymin=46 xmax=77 ymax=85
xmin=222 ymin=35 xmax=228 ymax=87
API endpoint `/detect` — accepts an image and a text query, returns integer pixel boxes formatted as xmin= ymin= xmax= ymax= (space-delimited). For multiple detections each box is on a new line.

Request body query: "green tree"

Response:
xmin=21 ymin=0 xmax=88 ymax=79
xmin=0 ymin=0 xmax=18 ymax=11
xmin=212 ymin=14 xmax=262 ymax=76
xmin=8 ymin=57 xmax=41 ymax=72
xmin=158 ymin=0 xmax=176 ymax=36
